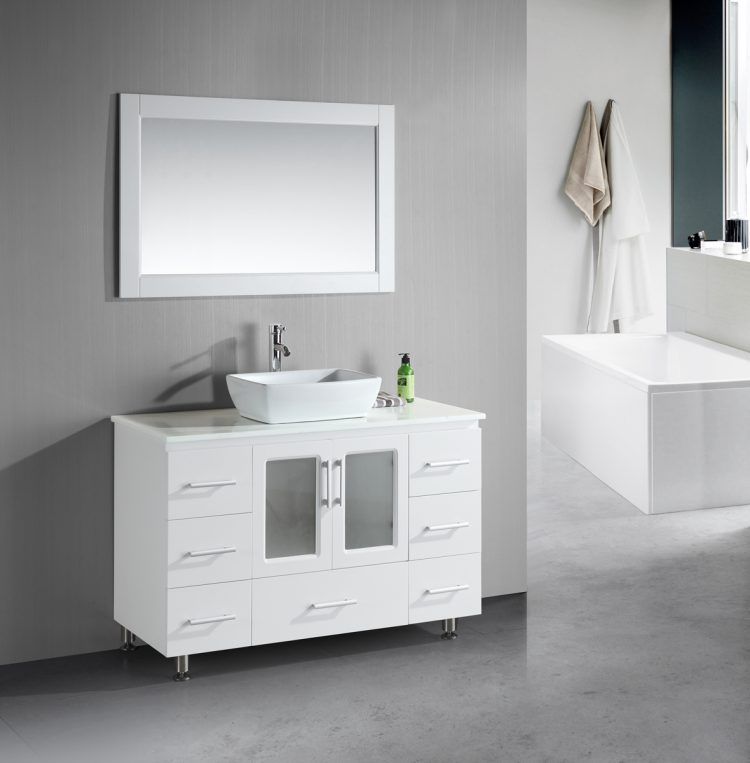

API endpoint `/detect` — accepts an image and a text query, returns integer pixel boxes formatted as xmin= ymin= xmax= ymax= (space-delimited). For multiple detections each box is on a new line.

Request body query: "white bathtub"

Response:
xmin=542 ymin=332 xmax=750 ymax=514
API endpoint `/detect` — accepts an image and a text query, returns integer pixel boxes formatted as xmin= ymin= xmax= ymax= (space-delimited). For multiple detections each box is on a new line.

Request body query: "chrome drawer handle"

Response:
xmin=187 ymin=546 xmax=237 ymax=558
xmin=187 ymin=613 xmax=237 ymax=626
xmin=311 ymin=598 xmax=358 ymax=610
xmin=425 ymin=522 xmax=470 ymax=532
xmin=425 ymin=584 xmax=470 ymax=595
xmin=185 ymin=480 xmax=237 ymax=489
xmin=424 ymin=459 xmax=470 ymax=468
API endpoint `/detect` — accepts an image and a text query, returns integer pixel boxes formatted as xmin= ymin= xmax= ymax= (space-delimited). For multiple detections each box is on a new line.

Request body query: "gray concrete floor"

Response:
xmin=1 ymin=406 xmax=748 ymax=762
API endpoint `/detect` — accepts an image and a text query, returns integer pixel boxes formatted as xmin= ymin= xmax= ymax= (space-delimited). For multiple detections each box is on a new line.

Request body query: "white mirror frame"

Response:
xmin=119 ymin=94 xmax=394 ymax=298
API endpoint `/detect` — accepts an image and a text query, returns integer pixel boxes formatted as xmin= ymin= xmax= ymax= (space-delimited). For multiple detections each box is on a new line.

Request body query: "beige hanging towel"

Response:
xmin=564 ymin=102 xmax=610 ymax=226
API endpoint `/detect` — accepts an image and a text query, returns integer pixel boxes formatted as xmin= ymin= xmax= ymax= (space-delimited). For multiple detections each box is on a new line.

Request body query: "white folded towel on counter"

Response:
xmin=372 ymin=391 xmax=405 ymax=408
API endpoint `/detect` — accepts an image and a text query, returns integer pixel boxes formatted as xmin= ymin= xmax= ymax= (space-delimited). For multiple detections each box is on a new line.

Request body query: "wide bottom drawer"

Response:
xmin=252 ymin=563 xmax=408 ymax=646
xmin=166 ymin=580 xmax=251 ymax=657
xmin=408 ymin=553 xmax=481 ymax=625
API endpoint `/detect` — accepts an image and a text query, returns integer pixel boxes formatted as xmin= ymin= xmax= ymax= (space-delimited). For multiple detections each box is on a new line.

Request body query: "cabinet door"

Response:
xmin=331 ymin=434 xmax=408 ymax=568
xmin=252 ymin=440 xmax=332 ymax=577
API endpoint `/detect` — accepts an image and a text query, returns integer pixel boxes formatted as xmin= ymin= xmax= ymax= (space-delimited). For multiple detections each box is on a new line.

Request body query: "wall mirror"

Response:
xmin=119 ymin=94 xmax=394 ymax=298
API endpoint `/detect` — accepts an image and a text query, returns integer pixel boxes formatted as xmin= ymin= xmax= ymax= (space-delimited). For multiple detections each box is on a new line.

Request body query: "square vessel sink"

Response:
xmin=226 ymin=368 xmax=382 ymax=424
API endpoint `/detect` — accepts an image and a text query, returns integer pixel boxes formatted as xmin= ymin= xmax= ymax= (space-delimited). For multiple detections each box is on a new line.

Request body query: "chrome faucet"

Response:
xmin=269 ymin=324 xmax=291 ymax=372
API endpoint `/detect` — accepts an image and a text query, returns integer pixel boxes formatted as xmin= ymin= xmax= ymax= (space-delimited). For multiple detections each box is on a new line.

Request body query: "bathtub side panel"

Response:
xmin=651 ymin=387 xmax=750 ymax=512
xmin=542 ymin=343 xmax=651 ymax=513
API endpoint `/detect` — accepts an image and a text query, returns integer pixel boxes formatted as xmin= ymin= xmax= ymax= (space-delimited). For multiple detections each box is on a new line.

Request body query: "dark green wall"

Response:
xmin=672 ymin=0 xmax=724 ymax=244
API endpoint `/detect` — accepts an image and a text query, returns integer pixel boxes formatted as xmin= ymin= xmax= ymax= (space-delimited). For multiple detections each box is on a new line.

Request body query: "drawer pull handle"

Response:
xmin=425 ymin=522 xmax=470 ymax=532
xmin=311 ymin=598 xmax=358 ymax=610
xmin=424 ymin=459 xmax=470 ymax=469
xmin=187 ymin=546 xmax=237 ymax=558
xmin=187 ymin=613 xmax=237 ymax=626
xmin=425 ymin=584 xmax=470 ymax=595
xmin=185 ymin=480 xmax=237 ymax=489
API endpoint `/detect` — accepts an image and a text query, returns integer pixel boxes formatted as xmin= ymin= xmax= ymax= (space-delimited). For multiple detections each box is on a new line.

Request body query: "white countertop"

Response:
xmin=669 ymin=245 xmax=750 ymax=265
xmin=111 ymin=398 xmax=486 ymax=443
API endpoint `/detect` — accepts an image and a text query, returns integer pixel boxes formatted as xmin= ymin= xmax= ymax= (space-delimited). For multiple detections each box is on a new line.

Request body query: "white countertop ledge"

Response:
xmin=111 ymin=398 xmax=486 ymax=443
xmin=669 ymin=245 xmax=750 ymax=264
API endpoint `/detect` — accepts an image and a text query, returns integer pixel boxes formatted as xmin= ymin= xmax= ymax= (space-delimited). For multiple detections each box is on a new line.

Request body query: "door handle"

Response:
xmin=335 ymin=459 xmax=343 ymax=506
xmin=321 ymin=460 xmax=329 ymax=507
xmin=424 ymin=460 xmax=470 ymax=469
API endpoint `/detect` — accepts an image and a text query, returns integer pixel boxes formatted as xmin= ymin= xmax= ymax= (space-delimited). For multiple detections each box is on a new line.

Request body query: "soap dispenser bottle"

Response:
xmin=397 ymin=353 xmax=415 ymax=403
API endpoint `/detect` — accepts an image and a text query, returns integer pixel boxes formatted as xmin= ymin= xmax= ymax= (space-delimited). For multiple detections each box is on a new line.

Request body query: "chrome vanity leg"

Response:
xmin=173 ymin=655 xmax=191 ymax=682
xmin=119 ymin=626 xmax=137 ymax=652
xmin=441 ymin=618 xmax=458 ymax=640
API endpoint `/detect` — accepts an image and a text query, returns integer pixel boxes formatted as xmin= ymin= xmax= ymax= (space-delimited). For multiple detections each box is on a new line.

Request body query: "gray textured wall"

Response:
xmin=0 ymin=0 xmax=526 ymax=665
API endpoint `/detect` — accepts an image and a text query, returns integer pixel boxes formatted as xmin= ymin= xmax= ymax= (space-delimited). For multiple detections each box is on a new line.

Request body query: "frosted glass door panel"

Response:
xmin=332 ymin=434 xmax=408 ymax=568
xmin=141 ymin=119 xmax=376 ymax=275
xmin=253 ymin=439 xmax=332 ymax=578
xmin=345 ymin=451 xmax=395 ymax=550
xmin=265 ymin=458 xmax=318 ymax=559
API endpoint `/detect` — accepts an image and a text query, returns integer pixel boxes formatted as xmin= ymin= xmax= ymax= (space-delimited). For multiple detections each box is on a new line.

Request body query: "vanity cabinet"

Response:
xmin=112 ymin=399 xmax=484 ymax=679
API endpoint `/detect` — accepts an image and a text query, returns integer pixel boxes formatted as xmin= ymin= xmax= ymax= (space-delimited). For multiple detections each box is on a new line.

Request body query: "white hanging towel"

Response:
xmin=588 ymin=100 xmax=654 ymax=333
xmin=564 ymin=102 xmax=610 ymax=226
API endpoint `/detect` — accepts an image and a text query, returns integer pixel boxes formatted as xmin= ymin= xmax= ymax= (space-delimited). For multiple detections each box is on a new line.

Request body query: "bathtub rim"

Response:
xmin=542 ymin=331 xmax=750 ymax=393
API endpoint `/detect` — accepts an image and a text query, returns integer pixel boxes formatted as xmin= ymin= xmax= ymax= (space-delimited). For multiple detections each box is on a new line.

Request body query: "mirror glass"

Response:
xmin=141 ymin=119 xmax=376 ymax=275
xmin=119 ymin=95 xmax=394 ymax=298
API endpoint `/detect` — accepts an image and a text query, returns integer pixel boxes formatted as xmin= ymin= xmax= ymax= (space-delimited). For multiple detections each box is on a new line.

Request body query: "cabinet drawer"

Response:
xmin=408 ymin=553 xmax=481 ymax=624
xmin=166 ymin=580 xmax=251 ymax=657
xmin=252 ymin=563 xmax=408 ymax=646
xmin=409 ymin=492 xmax=481 ymax=560
xmin=409 ymin=430 xmax=481 ymax=496
xmin=168 ymin=514 xmax=252 ymax=588
xmin=168 ymin=446 xmax=251 ymax=519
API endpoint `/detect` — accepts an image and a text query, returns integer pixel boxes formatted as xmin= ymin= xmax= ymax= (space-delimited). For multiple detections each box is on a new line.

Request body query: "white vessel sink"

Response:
xmin=226 ymin=368 xmax=382 ymax=424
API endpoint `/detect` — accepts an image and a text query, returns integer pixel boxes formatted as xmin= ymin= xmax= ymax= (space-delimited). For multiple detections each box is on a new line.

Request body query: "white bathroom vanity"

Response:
xmin=112 ymin=399 xmax=484 ymax=679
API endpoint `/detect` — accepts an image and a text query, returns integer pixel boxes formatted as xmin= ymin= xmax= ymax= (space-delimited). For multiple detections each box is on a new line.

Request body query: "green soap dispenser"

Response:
xmin=397 ymin=353 xmax=415 ymax=403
